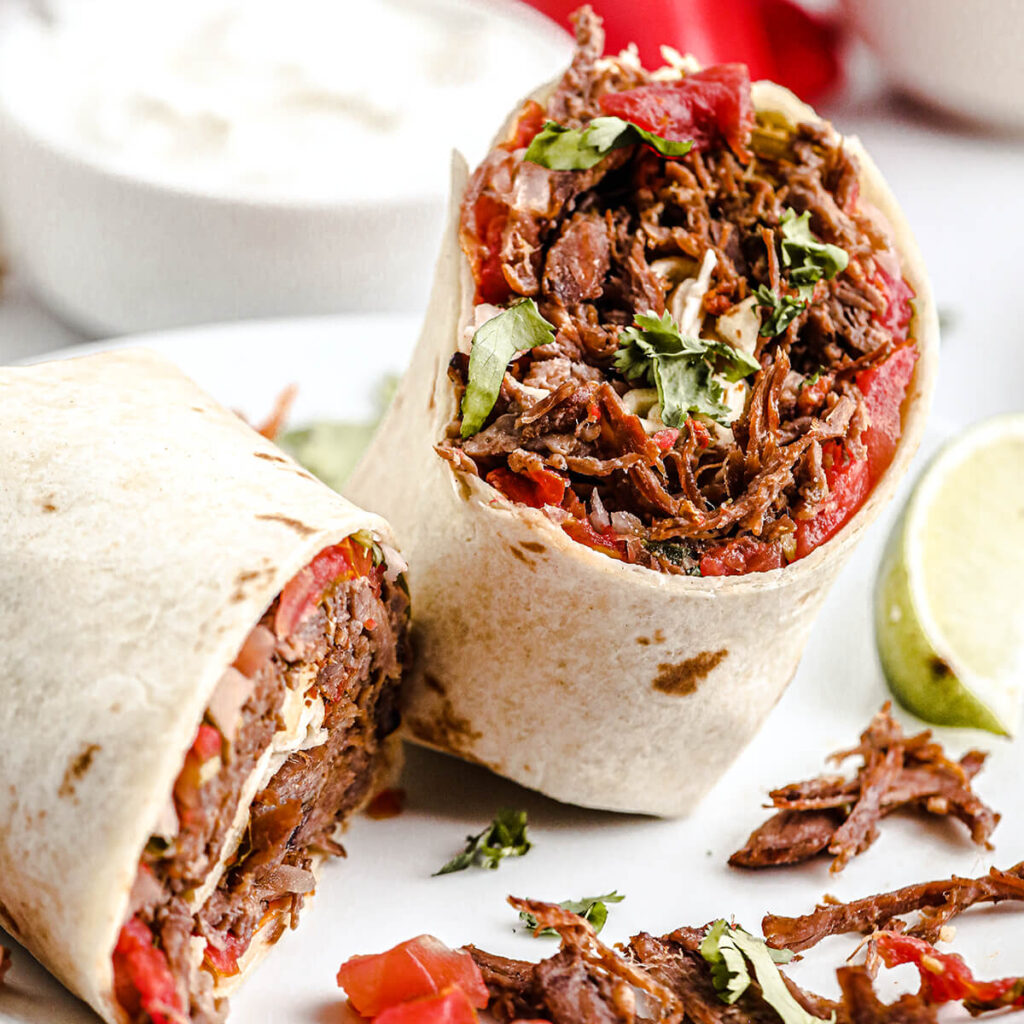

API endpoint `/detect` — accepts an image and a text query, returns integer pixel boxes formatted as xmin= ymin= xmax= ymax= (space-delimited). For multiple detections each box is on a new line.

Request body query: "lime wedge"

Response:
xmin=875 ymin=415 xmax=1024 ymax=735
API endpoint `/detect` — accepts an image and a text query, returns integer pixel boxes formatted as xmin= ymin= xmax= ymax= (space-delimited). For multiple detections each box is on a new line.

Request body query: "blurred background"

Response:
xmin=0 ymin=0 xmax=1022 ymax=434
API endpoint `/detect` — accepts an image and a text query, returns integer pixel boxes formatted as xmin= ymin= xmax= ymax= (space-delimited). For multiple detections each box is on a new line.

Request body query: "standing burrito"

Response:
xmin=347 ymin=8 xmax=937 ymax=816
xmin=0 ymin=350 xmax=409 ymax=1023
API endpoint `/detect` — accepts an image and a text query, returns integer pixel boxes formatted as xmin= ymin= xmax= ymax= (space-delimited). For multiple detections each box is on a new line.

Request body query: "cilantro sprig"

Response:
xmin=434 ymin=809 xmax=532 ymax=875
xmin=700 ymin=921 xmax=831 ymax=1024
xmin=755 ymin=209 xmax=850 ymax=338
xmin=614 ymin=311 xmax=759 ymax=427
xmin=524 ymin=117 xmax=693 ymax=171
xmin=780 ymin=208 xmax=849 ymax=300
xmin=461 ymin=300 xmax=555 ymax=438
xmin=519 ymin=892 xmax=625 ymax=936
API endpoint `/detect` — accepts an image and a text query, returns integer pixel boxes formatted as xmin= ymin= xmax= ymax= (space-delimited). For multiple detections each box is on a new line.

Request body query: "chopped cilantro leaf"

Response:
xmin=614 ymin=311 xmax=759 ymax=428
xmin=700 ymin=921 xmax=828 ymax=1024
xmin=524 ymin=117 xmax=693 ymax=171
xmin=645 ymin=540 xmax=694 ymax=567
xmin=754 ymin=284 xmax=806 ymax=338
xmin=519 ymin=892 xmax=625 ymax=936
xmin=779 ymin=208 xmax=849 ymax=301
xmin=461 ymin=301 xmax=555 ymax=438
xmin=434 ymin=808 xmax=531 ymax=875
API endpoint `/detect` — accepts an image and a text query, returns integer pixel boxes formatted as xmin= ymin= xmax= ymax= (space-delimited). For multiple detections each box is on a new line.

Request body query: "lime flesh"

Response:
xmin=875 ymin=415 xmax=1024 ymax=735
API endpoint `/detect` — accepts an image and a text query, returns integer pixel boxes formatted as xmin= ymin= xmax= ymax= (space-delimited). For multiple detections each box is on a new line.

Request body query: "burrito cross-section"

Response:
xmin=346 ymin=7 xmax=938 ymax=816
xmin=0 ymin=350 xmax=409 ymax=1023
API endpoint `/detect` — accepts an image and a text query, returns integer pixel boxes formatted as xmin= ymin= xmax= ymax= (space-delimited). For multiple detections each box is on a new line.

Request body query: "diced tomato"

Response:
xmin=112 ymin=918 xmax=183 ymax=1024
xmin=472 ymin=195 xmax=511 ymax=306
xmin=794 ymin=442 xmax=871 ymax=560
xmin=189 ymin=723 xmax=222 ymax=764
xmin=486 ymin=466 xmax=567 ymax=509
xmin=274 ymin=539 xmax=371 ymax=638
xmin=374 ymin=987 xmax=480 ymax=1024
xmin=503 ymin=100 xmax=547 ymax=152
xmin=856 ymin=344 xmax=918 ymax=485
xmin=203 ymin=931 xmax=247 ymax=978
xmin=560 ymin=517 xmax=628 ymax=559
xmin=599 ymin=64 xmax=755 ymax=160
xmin=652 ymin=428 xmax=680 ymax=452
xmin=700 ymin=536 xmax=783 ymax=576
xmin=873 ymin=263 xmax=915 ymax=340
xmin=337 ymin=936 xmax=488 ymax=1017
xmin=686 ymin=419 xmax=711 ymax=449
xmin=875 ymin=932 xmax=1024 ymax=1011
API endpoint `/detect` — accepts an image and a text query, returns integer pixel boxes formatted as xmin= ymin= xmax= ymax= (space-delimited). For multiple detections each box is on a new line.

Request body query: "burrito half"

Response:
xmin=0 ymin=350 xmax=409 ymax=1023
xmin=347 ymin=8 xmax=937 ymax=816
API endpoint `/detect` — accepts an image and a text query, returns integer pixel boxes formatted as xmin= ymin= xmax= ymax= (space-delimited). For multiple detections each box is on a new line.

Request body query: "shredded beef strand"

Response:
xmin=729 ymin=703 xmax=998 ymax=872
xmin=763 ymin=863 xmax=1024 ymax=953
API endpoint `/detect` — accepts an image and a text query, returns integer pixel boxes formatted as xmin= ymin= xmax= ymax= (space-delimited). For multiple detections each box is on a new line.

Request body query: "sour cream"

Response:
xmin=0 ymin=0 xmax=571 ymax=202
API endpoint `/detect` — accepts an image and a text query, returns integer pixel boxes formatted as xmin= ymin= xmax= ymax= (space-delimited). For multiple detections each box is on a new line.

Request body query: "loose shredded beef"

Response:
xmin=729 ymin=703 xmax=998 ymax=872
xmin=117 ymin=551 xmax=408 ymax=1024
xmin=467 ymin=899 xmax=951 ymax=1024
xmin=763 ymin=862 xmax=1024 ymax=954
xmin=440 ymin=7 xmax=918 ymax=576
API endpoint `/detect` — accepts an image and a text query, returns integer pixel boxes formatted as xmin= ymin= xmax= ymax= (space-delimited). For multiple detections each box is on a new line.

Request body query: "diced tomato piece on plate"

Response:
xmin=337 ymin=936 xmax=488 ymax=1017
xmin=374 ymin=987 xmax=480 ymax=1024
xmin=700 ymin=536 xmax=783 ymax=576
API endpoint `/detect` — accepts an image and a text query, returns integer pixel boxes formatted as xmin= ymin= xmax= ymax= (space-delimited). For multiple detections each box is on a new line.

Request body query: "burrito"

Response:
xmin=347 ymin=8 xmax=937 ymax=816
xmin=0 ymin=350 xmax=409 ymax=1022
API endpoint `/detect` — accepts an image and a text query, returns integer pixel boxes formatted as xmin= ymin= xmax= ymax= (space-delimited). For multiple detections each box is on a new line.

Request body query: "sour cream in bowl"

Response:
xmin=0 ymin=0 xmax=572 ymax=334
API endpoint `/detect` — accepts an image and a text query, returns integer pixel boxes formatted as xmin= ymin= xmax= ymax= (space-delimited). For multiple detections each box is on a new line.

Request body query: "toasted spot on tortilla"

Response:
xmin=58 ymin=743 xmax=101 ymax=797
xmin=653 ymin=650 xmax=728 ymax=696
xmin=423 ymin=674 xmax=446 ymax=696
xmin=254 ymin=513 xmax=316 ymax=536
xmin=408 ymin=695 xmax=482 ymax=753
xmin=509 ymin=546 xmax=534 ymax=567
xmin=521 ymin=541 xmax=545 ymax=553
xmin=254 ymin=451 xmax=290 ymax=465
xmin=653 ymin=629 xmax=665 ymax=643
xmin=637 ymin=636 xmax=651 ymax=645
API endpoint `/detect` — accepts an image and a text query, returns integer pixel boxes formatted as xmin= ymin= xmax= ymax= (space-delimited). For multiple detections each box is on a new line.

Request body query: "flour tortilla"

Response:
xmin=0 ymin=349 xmax=401 ymax=1022
xmin=346 ymin=80 xmax=939 ymax=817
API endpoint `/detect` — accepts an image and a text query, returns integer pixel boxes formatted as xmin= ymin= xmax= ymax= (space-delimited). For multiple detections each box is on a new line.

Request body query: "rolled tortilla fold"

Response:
xmin=346 ymin=79 xmax=938 ymax=816
xmin=0 ymin=349 xmax=409 ymax=1022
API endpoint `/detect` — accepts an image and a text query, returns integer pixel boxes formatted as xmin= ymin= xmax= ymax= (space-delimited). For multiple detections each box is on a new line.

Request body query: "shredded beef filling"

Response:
xmin=440 ymin=6 xmax=917 ymax=576
xmin=122 ymin=564 xmax=408 ymax=1024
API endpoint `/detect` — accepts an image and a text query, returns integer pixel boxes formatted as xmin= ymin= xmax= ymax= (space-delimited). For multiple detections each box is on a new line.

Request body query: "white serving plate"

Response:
xmin=1 ymin=315 xmax=1020 ymax=1024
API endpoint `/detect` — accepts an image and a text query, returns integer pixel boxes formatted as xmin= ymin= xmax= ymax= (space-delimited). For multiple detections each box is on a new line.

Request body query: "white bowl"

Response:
xmin=0 ymin=0 xmax=571 ymax=337
xmin=842 ymin=0 xmax=1024 ymax=131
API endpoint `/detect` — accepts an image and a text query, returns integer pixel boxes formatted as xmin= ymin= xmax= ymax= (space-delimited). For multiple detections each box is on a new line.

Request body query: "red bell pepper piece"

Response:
xmin=486 ymin=466 xmax=567 ymax=508
xmin=274 ymin=538 xmax=372 ymax=638
xmin=112 ymin=918 xmax=183 ymax=1024
xmin=875 ymin=931 xmax=1024 ymax=1012
xmin=700 ymin=536 xmax=783 ymax=576
xmin=337 ymin=936 xmax=488 ymax=1017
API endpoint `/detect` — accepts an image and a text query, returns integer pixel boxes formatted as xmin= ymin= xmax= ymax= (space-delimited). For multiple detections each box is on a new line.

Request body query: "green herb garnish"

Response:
xmin=754 ymin=284 xmax=806 ymax=338
xmin=700 ymin=921 xmax=830 ymax=1024
xmin=519 ymin=891 xmax=625 ymax=936
xmin=435 ymin=808 xmax=532 ymax=875
xmin=645 ymin=539 xmax=695 ymax=567
xmin=524 ymin=117 xmax=693 ymax=171
xmin=615 ymin=311 xmax=759 ymax=427
xmin=461 ymin=301 xmax=555 ymax=438
xmin=779 ymin=208 xmax=849 ymax=300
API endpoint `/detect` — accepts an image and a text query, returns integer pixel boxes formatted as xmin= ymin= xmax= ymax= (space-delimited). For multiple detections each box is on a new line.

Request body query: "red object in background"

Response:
xmin=521 ymin=0 xmax=842 ymax=104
